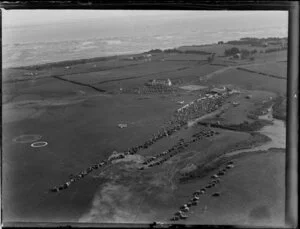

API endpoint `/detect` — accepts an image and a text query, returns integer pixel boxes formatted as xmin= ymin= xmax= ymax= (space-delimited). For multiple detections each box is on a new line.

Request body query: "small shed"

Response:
xmin=232 ymin=102 xmax=240 ymax=107
xmin=210 ymin=87 xmax=226 ymax=94
xmin=147 ymin=78 xmax=172 ymax=86
xmin=212 ymin=192 xmax=220 ymax=197
xmin=233 ymin=53 xmax=241 ymax=59
xmin=118 ymin=124 xmax=128 ymax=128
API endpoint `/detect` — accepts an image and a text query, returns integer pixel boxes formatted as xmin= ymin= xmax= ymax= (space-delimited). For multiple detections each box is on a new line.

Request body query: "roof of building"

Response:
xmin=210 ymin=87 xmax=226 ymax=93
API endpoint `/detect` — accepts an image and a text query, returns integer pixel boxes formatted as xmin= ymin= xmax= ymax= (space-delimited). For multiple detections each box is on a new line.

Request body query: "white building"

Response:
xmin=233 ymin=53 xmax=241 ymax=59
xmin=147 ymin=78 xmax=172 ymax=86
xmin=210 ymin=86 xmax=227 ymax=94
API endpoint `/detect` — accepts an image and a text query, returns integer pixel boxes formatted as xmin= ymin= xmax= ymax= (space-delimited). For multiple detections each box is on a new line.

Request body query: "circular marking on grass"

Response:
xmin=13 ymin=134 xmax=42 ymax=143
xmin=31 ymin=141 xmax=48 ymax=148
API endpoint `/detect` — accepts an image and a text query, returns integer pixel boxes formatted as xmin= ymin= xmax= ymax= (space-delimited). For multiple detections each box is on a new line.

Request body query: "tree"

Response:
xmin=224 ymin=47 xmax=240 ymax=56
xmin=207 ymin=53 xmax=215 ymax=63
xmin=148 ymin=49 xmax=163 ymax=53
xmin=251 ymin=49 xmax=257 ymax=55
xmin=240 ymin=49 xmax=250 ymax=59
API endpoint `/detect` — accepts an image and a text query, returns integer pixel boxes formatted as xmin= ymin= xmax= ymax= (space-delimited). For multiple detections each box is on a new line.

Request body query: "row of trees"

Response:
xmin=146 ymin=48 xmax=212 ymax=55
xmin=227 ymin=37 xmax=286 ymax=47
xmin=147 ymin=49 xmax=164 ymax=53
xmin=224 ymin=47 xmax=240 ymax=56
xmin=227 ymin=39 xmax=262 ymax=46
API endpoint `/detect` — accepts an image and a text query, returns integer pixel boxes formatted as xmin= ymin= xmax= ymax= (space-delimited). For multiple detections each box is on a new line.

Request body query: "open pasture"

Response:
xmin=240 ymin=62 xmax=287 ymax=78
xmin=205 ymin=68 xmax=287 ymax=95
xmin=203 ymin=90 xmax=277 ymax=125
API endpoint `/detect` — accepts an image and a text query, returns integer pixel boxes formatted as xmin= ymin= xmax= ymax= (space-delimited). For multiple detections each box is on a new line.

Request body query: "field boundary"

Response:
xmin=95 ymin=63 xmax=206 ymax=85
xmin=236 ymin=67 xmax=286 ymax=80
xmin=52 ymin=75 xmax=106 ymax=93
xmin=210 ymin=63 xmax=229 ymax=67
xmin=2 ymin=63 xmax=143 ymax=84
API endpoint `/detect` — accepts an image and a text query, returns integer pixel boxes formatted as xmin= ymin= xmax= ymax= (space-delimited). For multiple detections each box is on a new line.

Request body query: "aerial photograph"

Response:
xmin=2 ymin=10 xmax=288 ymax=226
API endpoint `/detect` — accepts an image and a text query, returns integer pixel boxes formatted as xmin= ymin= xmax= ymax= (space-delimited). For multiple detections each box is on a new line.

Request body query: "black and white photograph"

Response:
xmin=1 ymin=3 xmax=298 ymax=227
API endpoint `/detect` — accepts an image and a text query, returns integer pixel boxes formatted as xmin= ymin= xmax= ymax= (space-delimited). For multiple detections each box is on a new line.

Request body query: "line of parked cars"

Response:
xmin=170 ymin=161 xmax=235 ymax=221
xmin=140 ymin=129 xmax=220 ymax=170
xmin=50 ymin=161 xmax=108 ymax=192
xmin=49 ymin=91 xmax=229 ymax=193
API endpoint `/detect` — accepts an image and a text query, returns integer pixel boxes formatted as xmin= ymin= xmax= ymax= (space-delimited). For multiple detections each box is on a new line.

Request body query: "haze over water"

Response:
xmin=2 ymin=10 xmax=288 ymax=68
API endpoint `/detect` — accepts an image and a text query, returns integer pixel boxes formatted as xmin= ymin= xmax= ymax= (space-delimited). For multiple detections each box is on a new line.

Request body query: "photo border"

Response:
xmin=0 ymin=1 xmax=298 ymax=228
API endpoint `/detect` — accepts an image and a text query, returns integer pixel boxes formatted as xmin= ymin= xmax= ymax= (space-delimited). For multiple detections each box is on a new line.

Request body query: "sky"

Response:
xmin=2 ymin=10 xmax=288 ymax=28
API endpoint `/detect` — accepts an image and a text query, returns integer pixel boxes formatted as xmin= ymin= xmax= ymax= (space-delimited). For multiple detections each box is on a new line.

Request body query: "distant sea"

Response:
xmin=2 ymin=14 xmax=288 ymax=68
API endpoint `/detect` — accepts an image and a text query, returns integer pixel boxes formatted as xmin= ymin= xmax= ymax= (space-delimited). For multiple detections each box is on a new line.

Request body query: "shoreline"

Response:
xmin=4 ymin=36 xmax=287 ymax=70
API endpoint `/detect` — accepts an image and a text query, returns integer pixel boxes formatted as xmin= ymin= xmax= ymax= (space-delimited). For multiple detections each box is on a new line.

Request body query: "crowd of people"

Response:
xmin=170 ymin=161 xmax=235 ymax=221
xmin=173 ymin=91 xmax=231 ymax=124
xmin=121 ymin=84 xmax=178 ymax=95
xmin=50 ymin=90 xmax=231 ymax=193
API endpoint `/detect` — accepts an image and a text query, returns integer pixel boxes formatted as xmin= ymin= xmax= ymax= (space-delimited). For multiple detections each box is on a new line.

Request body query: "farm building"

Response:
xmin=118 ymin=124 xmax=128 ymax=128
xmin=232 ymin=102 xmax=240 ymax=107
xmin=146 ymin=78 xmax=172 ymax=86
xmin=228 ymin=89 xmax=241 ymax=95
xmin=209 ymin=86 xmax=227 ymax=94
xmin=125 ymin=54 xmax=152 ymax=61
xmin=232 ymin=53 xmax=241 ymax=59
xmin=124 ymin=56 xmax=135 ymax=60
xmin=143 ymin=54 xmax=152 ymax=62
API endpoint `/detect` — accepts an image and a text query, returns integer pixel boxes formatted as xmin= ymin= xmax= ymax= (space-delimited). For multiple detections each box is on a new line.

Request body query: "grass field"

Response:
xmin=202 ymin=90 xmax=277 ymax=125
xmin=59 ymin=60 xmax=194 ymax=85
xmin=2 ymin=42 xmax=287 ymax=225
xmin=178 ymin=148 xmax=285 ymax=226
xmin=206 ymin=68 xmax=287 ymax=95
xmin=253 ymin=50 xmax=287 ymax=62
xmin=3 ymin=90 xmax=183 ymax=221
xmin=240 ymin=62 xmax=287 ymax=78
xmin=163 ymin=53 xmax=209 ymax=61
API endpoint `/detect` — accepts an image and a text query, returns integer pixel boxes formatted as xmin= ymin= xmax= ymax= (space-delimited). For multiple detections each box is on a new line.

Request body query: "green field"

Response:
xmin=2 ymin=40 xmax=287 ymax=226
xmin=240 ymin=62 xmax=287 ymax=78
